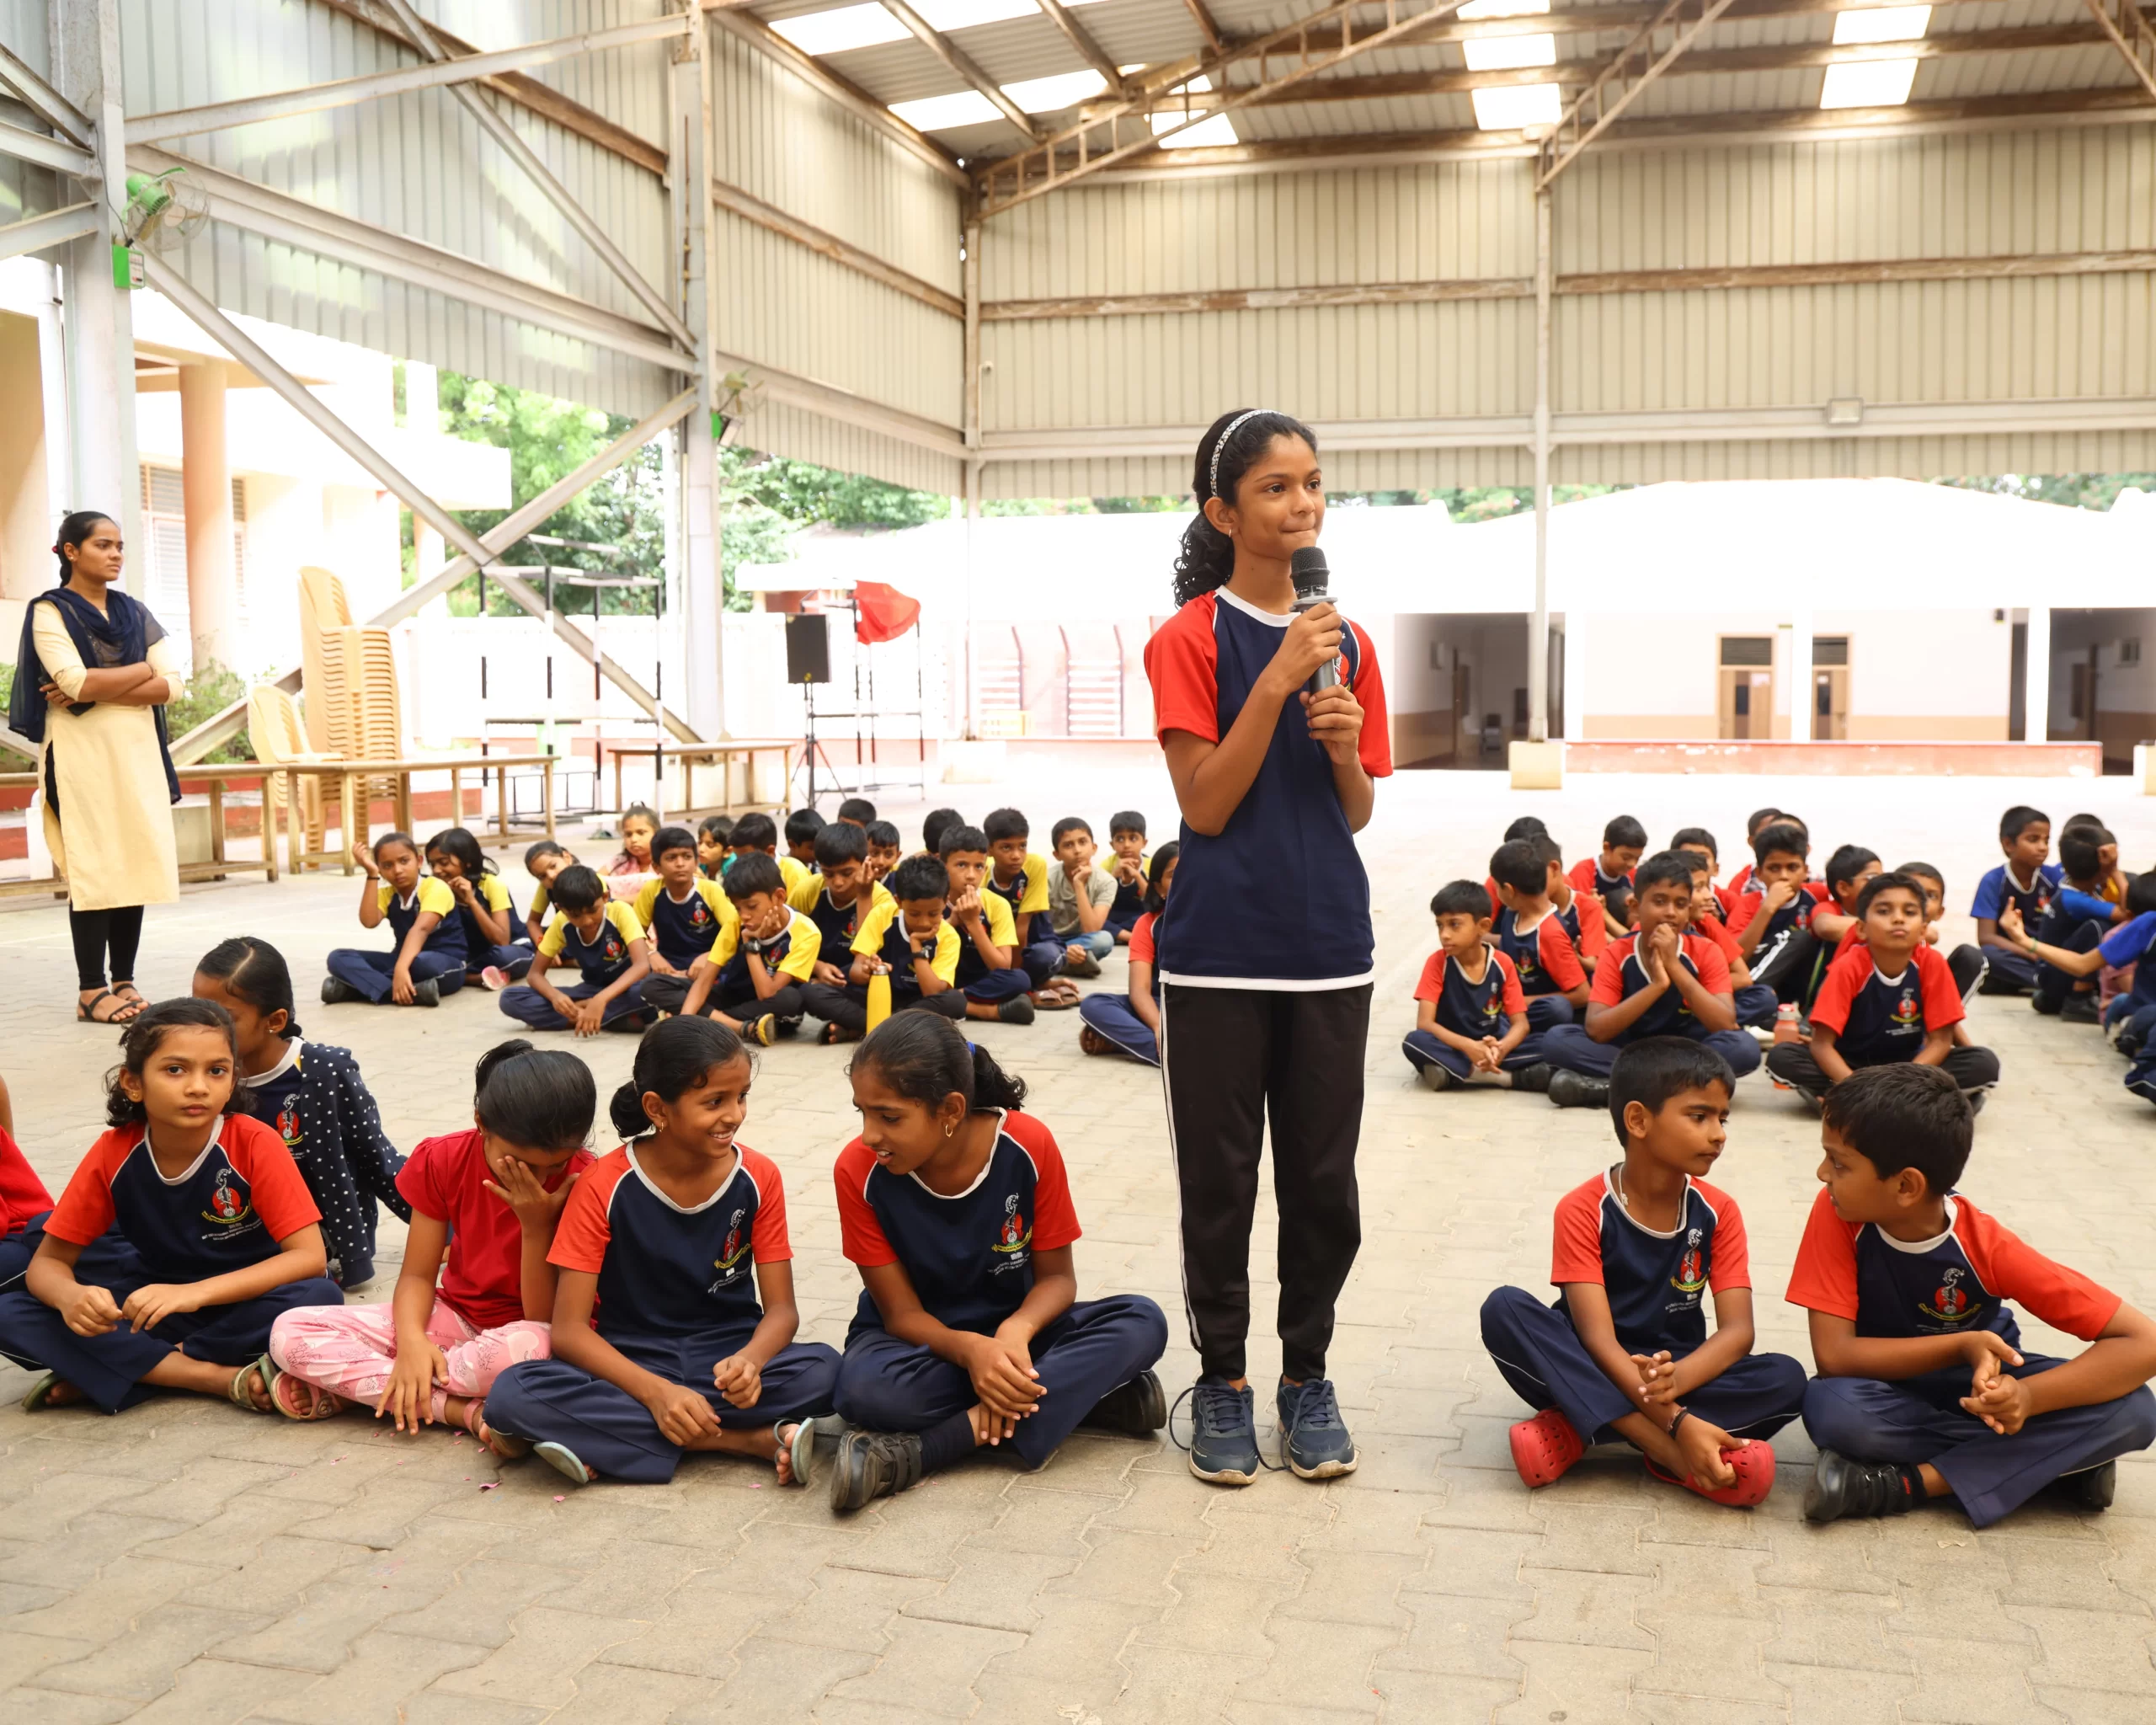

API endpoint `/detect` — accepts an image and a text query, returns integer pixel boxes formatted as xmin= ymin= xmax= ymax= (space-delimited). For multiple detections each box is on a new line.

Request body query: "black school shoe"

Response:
xmin=1278 ymin=1377 xmax=1358 ymax=1479
xmin=998 ymin=995 xmax=1037 ymax=1026
xmin=2060 ymin=993 xmax=2101 ymax=1025
xmin=1512 ymin=1063 xmax=1555 ymax=1094
xmin=2050 ymin=1459 xmax=2117 ymax=1511
xmin=830 ymin=1429 xmax=924 ymax=1513
xmin=1546 ymin=1070 xmax=1610 ymax=1110
xmin=321 ymin=977 xmax=366 ymax=1005
xmin=1803 ymin=1449 xmax=1923 ymax=1521
xmin=1081 ymin=1370 xmax=1167 ymax=1436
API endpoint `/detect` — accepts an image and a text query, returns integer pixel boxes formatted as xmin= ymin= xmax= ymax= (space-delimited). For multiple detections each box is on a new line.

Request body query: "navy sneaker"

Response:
xmin=1182 ymin=1376 xmax=1261 ymax=1486
xmin=1277 ymin=1377 xmax=1358 ymax=1480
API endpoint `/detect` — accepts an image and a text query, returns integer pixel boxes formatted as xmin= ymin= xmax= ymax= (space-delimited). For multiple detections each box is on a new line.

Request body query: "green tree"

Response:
xmin=1936 ymin=473 xmax=2156 ymax=510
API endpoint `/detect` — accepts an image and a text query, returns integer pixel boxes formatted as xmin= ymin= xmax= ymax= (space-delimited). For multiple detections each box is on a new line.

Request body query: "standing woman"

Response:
xmin=1145 ymin=410 xmax=1392 ymax=1487
xmin=9 ymin=512 xmax=182 ymax=1024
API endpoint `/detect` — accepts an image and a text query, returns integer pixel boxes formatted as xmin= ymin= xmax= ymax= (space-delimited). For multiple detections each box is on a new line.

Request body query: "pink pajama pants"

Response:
xmin=269 ymin=1299 xmax=552 ymax=1422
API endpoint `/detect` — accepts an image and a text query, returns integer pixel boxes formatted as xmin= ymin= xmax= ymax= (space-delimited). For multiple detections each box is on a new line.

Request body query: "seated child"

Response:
xmin=498 ymin=865 xmax=652 ymax=1037
xmin=1538 ymin=836 xmax=1609 ymax=975
xmin=1105 ymin=810 xmax=1150 ymax=942
xmin=633 ymin=825 xmax=734 ymax=996
xmin=1971 ymin=804 xmax=2060 ymax=996
xmin=1810 ymin=844 xmax=1881 ymax=950
xmin=942 ymin=824 xmax=1037 ymax=1026
xmin=2004 ymin=872 xmax=2156 ymax=1068
xmin=1791 ymin=1064 xmax=2156 ymax=1525
xmin=1047 ymin=817 xmax=1118 ymax=978
xmin=425 ymin=827 xmax=534 ymax=988
xmin=835 ymin=797 xmax=877 ymax=828
xmin=728 ymin=812 xmax=810 ymax=896
xmin=1897 ymin=862 xmax=1988 ymax=1001
xmin=2026 ymin=823 xmax=2119 ymax=1022
xmin=521 ymin=840 xmax=579 ymax=947
xmin=1481 ymin=1038 xmax=1806 ymax=1505
xmin=1570 ymin=815 xmax=1646 ymax=930
xmin=1723 ymin=807 xmax=1786 ymax=902
xmin=863 ymin=820 xmax=903 ymax=888
xmin=1540 ymin=851 xmax=1764 ymax=1109
xmin=985 ymin=807 xmax=1077 ymax=1005
xmin=1401 ymin=879 xmax=1544 ymax=1091
xmin=195 ymin=937 xmax=408 ymax=1288
xmin=0 ymin=1123 xmax=55 ymax=1294
xmin=1081 ymin=845 xmax=1177 ymax=1067
xmin=487 ymin=1018 xmax=841 ymax=1487
xmin=1680 ymin=856 xmax=1778 ymax=1033
xmin=785 ymin=807 xmax=825 ymax=871
xmin=0 ymin=999 xmax=342 ymax=1413
xmin=830 ymin=1014 xmax=1168 ymax=1509
xmin=323 ymin=831 xmax=467 ymax=1007
xmin=1504 ymin=815 xmax=1549 ymax=843
xmin=608 ymin=804 xmax=659 ymax=879
xmin=1489 ymin=840 xmax=1590 ymax=1032
xmin=666 ymin=853 xmax=821 ymax=1044
xmin=266 ymin=1041 xmax=592 ymax=1436
xmin=921 ymin=807 xmax=963 ymax=859
xmin=806 ymin=852 xmax=967 ymax=1041
xmin=1731 ymin=821 xmax=1830 ymax=1003
xmin=1766 ymin=873 xmax=2000 ymax=1105
xmin=1672 ymin=828 xmax=1735 ymax=921
xmin=696 ymin=815 xmax=733 ymax=881
xmin=788 ymin=819 xmax=892 ymax=965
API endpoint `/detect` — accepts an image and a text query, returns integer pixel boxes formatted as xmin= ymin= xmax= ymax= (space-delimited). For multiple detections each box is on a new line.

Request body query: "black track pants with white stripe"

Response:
xmin=1161 ymin=980 xmax=1371 ymax=1384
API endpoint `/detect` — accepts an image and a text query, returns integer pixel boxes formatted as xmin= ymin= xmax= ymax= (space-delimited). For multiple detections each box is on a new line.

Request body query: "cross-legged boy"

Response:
xmin=941 ymin=824 xmax=1037 ymax=1025
xmin=1538 ymin=837 xmax=1609 ymax=976
xmin=1765 ymin=872 xmax=2000 ymax=1106
xmin=1105 ymin=810 xmax=1150 ymax=943
xmin=803 ymin=854 xmax=968 ymax=1040
xmin=984 ymin=808 xmax=1075 ymax=1005
xmin=1683 ymin=854 xmax=1778 ymax=1033
xmin=2026 ymin=824 xmax=2119 ymax=1022
xmin=1971 ymin=805 xmax=2060 ymax=996
xmin=1570 ymin=815 xmax=1646 ymax=931
xmin=1732 ymin=821 xmax=1831 ymax=1003
xmin=2004 ymin=872 xmax=2156 ymax=1072
xmin=1046 ymin=817 xmax=1118 ymax=978
xmin=1540 ymin=851 xmax=1763 ymax=1110
xmin=1402 ymin=881 xmax=1548 ymax=1092
xmin=1481 ymin=1038 xmax=1806 ymax=1505
xmin=664 ymin=853 xmax=822 ymax=1045
xmin=1489 ymin=839 xmax=1590 ymax=1032
xmin=1790 ymin=1064 xmax=2156 ymax=1525
xmin=1897 ymin=862 xmax=1988 ymax=1001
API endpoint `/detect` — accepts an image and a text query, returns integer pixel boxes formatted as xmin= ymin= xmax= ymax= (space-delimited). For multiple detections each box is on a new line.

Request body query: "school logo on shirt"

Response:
xmin=990 ymin=1192 xmax=1033 ymax=1274
xmin=1670 ymin=1227 xmax=1706 ymax=1295
xmin=600 ymin=933 xmax=622 ymax=961
xmin=709 ymin=1208 xmax=750 ymax=1290
xmin=1478 ymin=989 xmax=1502 ymax=1025
xmin=202 ymin=1167 xmax=254 ymax=1229
xmin=275 ymin=1106 xmax=303 ymax=1152
xmin=1919 ymin=1266 xmax=1978 ymax=1324
xmin=690 ymin=900 xmax=710 ymax=927
xmin=1889 ymin=987 xmax=1923 ymax=1031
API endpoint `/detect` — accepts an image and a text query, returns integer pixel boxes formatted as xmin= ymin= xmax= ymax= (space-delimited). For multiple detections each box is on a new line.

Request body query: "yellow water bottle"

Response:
xmin=865 ymin=969 xmax=892 ymax=1033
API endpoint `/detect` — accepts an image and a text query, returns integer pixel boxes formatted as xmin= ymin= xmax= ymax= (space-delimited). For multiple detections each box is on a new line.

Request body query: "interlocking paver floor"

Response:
xmin=2 ymin=765 xmax=2152 ymax=1722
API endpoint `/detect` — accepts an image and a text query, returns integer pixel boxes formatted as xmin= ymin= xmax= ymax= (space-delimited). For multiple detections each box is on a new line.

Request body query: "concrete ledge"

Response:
xmin=1508 ymin=739 xmax=1565 ymax=790
xmin=1563 ymin=740 xmax=2101 ymax=777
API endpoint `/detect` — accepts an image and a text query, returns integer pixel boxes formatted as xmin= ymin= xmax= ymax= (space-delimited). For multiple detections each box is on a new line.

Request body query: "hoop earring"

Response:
xmin=943 ymin=1121 xmax=957 ymax=1138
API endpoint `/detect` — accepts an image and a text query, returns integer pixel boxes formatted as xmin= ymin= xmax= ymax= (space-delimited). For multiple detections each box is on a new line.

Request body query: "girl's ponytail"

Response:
xmin=968 ymin=1040 xmax=1027 ymax=1113
xmin=1171 ymin=409 xmax=1319 ymax=607
xmin=609 ymin=1079 xmax=650 ymax=1141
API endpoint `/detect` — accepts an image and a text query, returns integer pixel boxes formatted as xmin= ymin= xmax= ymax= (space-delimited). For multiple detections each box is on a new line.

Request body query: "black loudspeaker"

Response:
xmin=785 ymin=613 xmax=831 ymax=684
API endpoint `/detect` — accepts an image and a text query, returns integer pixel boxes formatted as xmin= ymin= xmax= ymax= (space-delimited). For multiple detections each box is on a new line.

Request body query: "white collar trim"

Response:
xmin=1216 ymin=587 xmax=1294 ymax=628
xmin=1876 ymin=1197 xmax=1958 ymax=1254
xmin=908 ymin=1110 xmax=1010 ymax=1201
xmin=252 ymin=1038 xmax=304 ymax=1084
xmin=627 ymin=1142 xmax=743 ymax=1215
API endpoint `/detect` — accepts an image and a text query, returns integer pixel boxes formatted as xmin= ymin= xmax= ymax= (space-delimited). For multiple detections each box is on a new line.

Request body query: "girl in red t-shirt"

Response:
xmin=1078 ymin=844 xmax=1177 ymax=1068
xmin=268 ymin=1040 xmax=593 ymax=1447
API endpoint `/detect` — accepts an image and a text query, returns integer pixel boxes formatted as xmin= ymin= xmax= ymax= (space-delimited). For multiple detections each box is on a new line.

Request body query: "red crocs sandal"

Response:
xmin=1508 ymin=1408 xmax=1586 ymax=1487
xmin=1645 ymin=1438 xmax=1775 ymax=1507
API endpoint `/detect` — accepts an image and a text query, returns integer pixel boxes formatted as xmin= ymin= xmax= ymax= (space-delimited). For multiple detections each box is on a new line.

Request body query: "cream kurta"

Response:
xmin=33 ymin=600 xmax=180 ymax=912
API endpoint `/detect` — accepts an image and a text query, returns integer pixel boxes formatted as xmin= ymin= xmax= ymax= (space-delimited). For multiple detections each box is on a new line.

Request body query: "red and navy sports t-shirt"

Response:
xmin=398 ymin=1129 xmax=595 ymax=1331
xmin=1690 ymin=910 xmax=1745 ymax=966
xmin=1492 ymin=908 xmax=1585 ymax=999
xmin=1725 ymin=862 xmax=1755 ymax=900
xmin=1414 ymin=948 xmax=1524 ymax=1040
xmin=834 ymin=1109 xmax=1081 ymax=1338
xmin=1567 ymin=858 xmax=1635 ymax=899
xmin=1809 ymin=944 xmax=1965 ymax=1063
xmin=0 ymin=1130 xmax=53 ymax=1238
xmin=1129 ymin=911 xmax=1161 ymax=1001
xmin=1145 ymin=588 xmax=1391 ymax=987
xmin=550 ymin=1143 xmax=791 ymax=1340
xmin=1969 ymin=862 xmax=2063 ymax=926
xmin=1711 ymin=881 xmax=1738 ymax=921
xmin=1550 ymin=1171 xmax=1749 ymax=1355
xmin=1557 ymin=890 xmax=1609 ymax=961
xmin=1733 ymin=879 xmax=1830 ymax=948
xmin=1786 ymin=1188 xmax=2119 ymax=1347
xmin=45 ymin=1115 xmax=320 ymax=1282
xmin=1589 ymin=930 xmax=1732 ymax=1039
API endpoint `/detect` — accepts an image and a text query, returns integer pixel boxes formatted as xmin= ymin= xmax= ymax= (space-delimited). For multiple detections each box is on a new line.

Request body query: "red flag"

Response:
xmin=853 ymin=580 xmax=921 ymax=644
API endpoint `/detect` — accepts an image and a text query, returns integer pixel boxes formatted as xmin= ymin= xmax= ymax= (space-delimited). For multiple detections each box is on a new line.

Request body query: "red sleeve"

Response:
xmin=1567 ymin=858 xmax=1596 ymax=894
xmin=1591 ymin=942 xmax=1629 ymax=1005
xmin=1700 ymin=1183 xmax=1751 ymax=1293
xmin=1010 ymin=1114 xmax=1081 ymax=1250
xmin=1413 ymin=952 xmax=1445 ymax=1003
xmin=1685 ymin=933 xmax=1731 ymax=994
xmin=1785 ymin=1188 xmax=1861 ymax=1319
xmin=1576 ymin=893 xmax=1609 ymax=959
xmin=1694 ymin=914 xmax=1741 ymax=962
xmin=1496 ymin=952 xmax=1526 ymax=1016
xmin=1550 ymin=1180 xmax=1606 ymax=1285
xmin=1732 ymin=891 xmax=1765 ymax=929
xmin=1713 ymin=884 xmax=1737 ymax=919
xmin=1348 ymin=622 xmax=1391 ymax=777
xmin=1918 ymin=947 xmax=1966 ymax=1031
xmin=43 ymin=1131 xmax=129 ymax=1247
xmin=835 ymin=1140 xmax=897 ymax=1267
xmin=1144 ymin=601 xmax=1219 ymax=744
xmin=744 ymin=1150 xmax=792 ymax=1262
xmin=1537 ymin=920 xmax=1586 ymax=993
xmin=393 ymin=1131 xmax=460 ymax=1223
xmin=227 ymin=1117 xmax=321 ymax=1241
xmin=1807 ymin=952 xmax=1865 ymax=1037
xmin=1129 ymin=914 xmax=1155 ymax=967
xmin=1957 ymin=1204 xmax=2121 ymax=1341
xmin=547 ymin=1153 xmax=626 ymax=1274
xmin=0 ymin=1130 xmax=53 ymax=1234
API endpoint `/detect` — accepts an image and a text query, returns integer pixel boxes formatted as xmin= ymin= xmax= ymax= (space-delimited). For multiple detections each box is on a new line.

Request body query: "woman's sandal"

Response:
xmin=269 ymin=1370 xmax=348 ymax=1422
xmin=533 ymin=1440 xmax=594 ymax=1487
xmin=76 ymin=990 xmax=142 ymax=1025
xmin=1644 ymin=1439 xmax=1775 ymax=1508
xmin=228 ymin=1354 xmax=278 ymax=1413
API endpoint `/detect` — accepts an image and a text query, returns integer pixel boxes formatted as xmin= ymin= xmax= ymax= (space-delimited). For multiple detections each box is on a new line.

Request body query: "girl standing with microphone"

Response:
xmin=1145 ymin=409 xmax=1391 ymax=1487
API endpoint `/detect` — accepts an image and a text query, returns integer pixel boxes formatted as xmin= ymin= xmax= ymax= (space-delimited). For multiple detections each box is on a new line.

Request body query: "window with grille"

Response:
xmin=139 ymin=466 xmax=248 ymax=636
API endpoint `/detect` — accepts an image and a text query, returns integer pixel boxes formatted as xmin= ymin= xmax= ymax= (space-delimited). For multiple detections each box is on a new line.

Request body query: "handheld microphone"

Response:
xmin=1289 ymin=546 xmax=1341 ymax=691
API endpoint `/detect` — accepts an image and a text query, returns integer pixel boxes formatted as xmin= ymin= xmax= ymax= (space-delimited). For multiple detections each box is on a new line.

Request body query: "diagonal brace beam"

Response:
xmin=2083 ymin=0 xmax=2156 ymax=98
xmin=880 ymin=0 xmax=1043 ymax=137
xmin=0 ymin=201 xmax=99 ymax=262
xmin=0 ymin=41 xmax=92 ymax=145
xmin=141 ymin=252 xmax=701 ymax=745
xmin=1032 ymin=0 xmax=1129 ymax=93
xmin=1537 ymin=0 xmax=1739 ymax=186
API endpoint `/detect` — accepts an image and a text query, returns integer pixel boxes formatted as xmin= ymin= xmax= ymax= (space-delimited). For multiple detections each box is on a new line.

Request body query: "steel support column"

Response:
xmin=963 ymin=217 xmax=983 ymax=740
xmin=674 ymin=21 xmax=724 ymax=740
xmin=1528 ymin=186 xmax=1552 ymax=746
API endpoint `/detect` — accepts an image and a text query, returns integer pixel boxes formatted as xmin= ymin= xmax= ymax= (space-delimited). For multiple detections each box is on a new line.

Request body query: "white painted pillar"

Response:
xmin=1527 ymin=185 xmax=1551 ymax=745
xmin=1561 ymin=611 xmax=1587 ymax=741
xmin=56 ymin=0 xmax=142 ymax=585
xmin=179 ymin=360 xmax=234 ymax=675
xmin=672 ymin=33 xmax=723 ymax=740
xmin=1788 ymin=607 xmax=1813 ymax=742
xmin=2025 ymin=605 xmax=2051 ymax=745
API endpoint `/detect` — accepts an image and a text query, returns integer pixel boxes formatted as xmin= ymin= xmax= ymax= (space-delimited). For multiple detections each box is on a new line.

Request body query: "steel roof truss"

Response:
xmin=1537 ymin=0 xmax=1742 ymax=187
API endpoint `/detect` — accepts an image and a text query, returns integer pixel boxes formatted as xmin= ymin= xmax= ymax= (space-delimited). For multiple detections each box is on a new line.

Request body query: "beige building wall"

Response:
xmin=0 ymin=311 xmax=53 ymax=619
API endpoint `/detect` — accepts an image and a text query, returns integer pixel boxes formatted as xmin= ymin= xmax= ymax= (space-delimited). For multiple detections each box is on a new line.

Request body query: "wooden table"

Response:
xmin=278 ymin=754 xmax=557 ymax=873
xmin=595 ymin=738 xmax=802 ymax=821
xmin=0 ymin=764 xmax=280 ymax=900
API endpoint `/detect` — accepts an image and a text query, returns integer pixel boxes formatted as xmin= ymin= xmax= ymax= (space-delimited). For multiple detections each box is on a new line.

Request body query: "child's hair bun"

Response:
xmin=475 ymin=1038 xmax=536 ymax=1096
xmin=609 ymin=1078 xmax=651 ymax=1140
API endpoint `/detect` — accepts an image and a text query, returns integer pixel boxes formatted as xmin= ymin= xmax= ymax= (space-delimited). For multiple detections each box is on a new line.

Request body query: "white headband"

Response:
xmin=1207 ymin=409 xmax=1270 ymax=502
